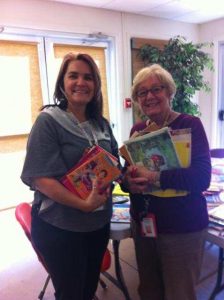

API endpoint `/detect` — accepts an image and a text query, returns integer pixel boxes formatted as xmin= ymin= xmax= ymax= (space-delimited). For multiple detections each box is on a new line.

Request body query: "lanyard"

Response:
xmin=138 ymin=196 xmax=151 ymax=220
xmin=79 ymin=122 xmax=98 ymax=147
xmin=60 ymin=86 xmax=99 ymax=147
xmin=71 ymin=113 xmax=98 ymax=147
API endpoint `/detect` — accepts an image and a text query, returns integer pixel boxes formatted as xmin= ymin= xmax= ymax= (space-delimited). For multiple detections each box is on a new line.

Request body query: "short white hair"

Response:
xmin=132 ymin=64 xmax=176 ymax=102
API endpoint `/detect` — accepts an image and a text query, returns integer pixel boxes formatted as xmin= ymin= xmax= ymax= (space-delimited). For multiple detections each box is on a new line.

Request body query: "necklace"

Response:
xmin=147 ymin=111 xmax=179 ymax=128
xmin=143 ymin=111 xmax=180 ymax=135
xmin=163 ymin=111 xmax=180 ymax=127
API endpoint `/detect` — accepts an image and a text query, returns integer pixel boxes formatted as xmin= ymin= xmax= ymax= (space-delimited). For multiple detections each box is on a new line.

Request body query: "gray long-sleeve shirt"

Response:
xmin=21 ymin=107 xmax=119 ymax=232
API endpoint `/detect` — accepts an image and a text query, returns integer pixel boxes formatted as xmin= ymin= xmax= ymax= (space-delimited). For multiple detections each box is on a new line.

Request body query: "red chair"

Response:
xmin=15 ymin=202 xmax=111 ymax=300
xmin=15 ymin=202 xmax=50 ymax=300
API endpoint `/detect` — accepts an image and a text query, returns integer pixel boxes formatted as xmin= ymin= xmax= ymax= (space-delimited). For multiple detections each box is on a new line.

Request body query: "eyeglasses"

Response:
xmin=136 ymin=85 xmax=165 ymax=98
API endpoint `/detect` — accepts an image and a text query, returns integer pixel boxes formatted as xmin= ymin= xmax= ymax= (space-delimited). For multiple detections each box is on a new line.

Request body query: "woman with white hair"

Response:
xmin=122 ymin=64 xmax=211 ymax=300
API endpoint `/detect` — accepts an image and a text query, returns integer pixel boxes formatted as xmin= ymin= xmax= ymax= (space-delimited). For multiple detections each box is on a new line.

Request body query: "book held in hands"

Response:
xmin=61 ymin=145 xmax=121 ymax=200
xmin=120 ymin=126 xmax=192 ymax=197
xmin=124 ymin=127 xmax=180 ymax=172
xmin=170 ymin=128 xmax=191 ymax=168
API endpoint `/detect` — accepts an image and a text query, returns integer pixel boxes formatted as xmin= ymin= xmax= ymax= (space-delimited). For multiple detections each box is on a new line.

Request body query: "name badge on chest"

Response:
xmin=140 ymin=213 xmax=157 ymax=238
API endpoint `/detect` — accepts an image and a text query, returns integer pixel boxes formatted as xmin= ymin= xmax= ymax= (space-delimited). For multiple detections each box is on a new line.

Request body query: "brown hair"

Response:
xmin=42 ymin=52 xmax=104 ymax=126
xmin=53 ymin=52 xmax=103 ymax=122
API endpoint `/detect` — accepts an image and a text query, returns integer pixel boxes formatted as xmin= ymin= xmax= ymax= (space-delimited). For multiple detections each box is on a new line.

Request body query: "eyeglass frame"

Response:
xmin=136 ymin=85 xmax=166 ymax=99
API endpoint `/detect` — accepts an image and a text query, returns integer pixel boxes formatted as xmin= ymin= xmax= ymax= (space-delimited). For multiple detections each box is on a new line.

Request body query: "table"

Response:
xmin=101 ymin=221 xmax=132 ymax=300
xmin=205 ymin=188 xmax=224 ymax=299
xmin=205 ymin=226 xmax=224 ymax=300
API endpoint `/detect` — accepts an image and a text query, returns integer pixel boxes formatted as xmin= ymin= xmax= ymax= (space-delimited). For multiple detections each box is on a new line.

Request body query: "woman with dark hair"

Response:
xmin=53 ymin=52 xmax=104 ymax=126
xmin=21 ymin=52 xmax=119 ymax=300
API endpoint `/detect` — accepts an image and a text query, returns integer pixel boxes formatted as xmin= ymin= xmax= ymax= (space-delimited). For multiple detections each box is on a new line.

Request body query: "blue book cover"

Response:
xmin=111 ymin=203 xmax=130 ymax=223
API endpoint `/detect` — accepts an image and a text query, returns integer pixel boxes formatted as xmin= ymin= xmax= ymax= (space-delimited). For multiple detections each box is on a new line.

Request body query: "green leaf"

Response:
xmin=138 ymin=36 xmax=214 ymax=116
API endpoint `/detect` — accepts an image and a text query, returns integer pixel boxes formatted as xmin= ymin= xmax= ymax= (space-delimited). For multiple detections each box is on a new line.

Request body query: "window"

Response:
xmin=0 ymin=34 xmax=44 ymax=153
xmin=45 ymin=40 xmax=110 ymax=120
xmin=0 ymin=29 xmax=116 ymax=210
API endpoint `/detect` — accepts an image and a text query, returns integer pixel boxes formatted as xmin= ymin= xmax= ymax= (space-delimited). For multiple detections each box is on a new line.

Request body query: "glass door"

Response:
xmin=217 ymin=42 xmax=224 ymax=147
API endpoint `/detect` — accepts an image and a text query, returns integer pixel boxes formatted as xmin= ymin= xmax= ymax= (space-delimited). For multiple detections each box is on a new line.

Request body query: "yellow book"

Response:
xmin=113 ymin=183 xmax=129 ymax=196
xmin=149 ymin=128 xmax=191 ymax=197
xmin=171 ymin=128 xmax=191 ymax=168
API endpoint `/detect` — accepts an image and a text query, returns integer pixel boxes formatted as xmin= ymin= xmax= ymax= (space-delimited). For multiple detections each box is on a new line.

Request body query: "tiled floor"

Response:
xmin=1 ymin=208 xmax=224 ymax=300
xmin=0 ymin=208 xmax=140 ymax=300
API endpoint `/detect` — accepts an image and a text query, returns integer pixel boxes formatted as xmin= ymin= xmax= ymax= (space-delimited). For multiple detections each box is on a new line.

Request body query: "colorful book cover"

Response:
xmin=119 ymin=144 xmax=133 ymax=165
xmin=112 ymin=195 xmax=130 ymax=204
xmin=113 ymin=183 xmax=129 ymax=196
xmin=170 ymin=128 xmax=191 ymax=168
xmin=205 ymin=191 xmax=224 ymax=210
xmin=62 ymin=149 xmax=121 ymax=200
xmin=208 ymin=203 xmax=224 ymax=223
xmin=68 ymin=145 xmax=118 ymax=173
xmin=123 ymin=127 xmax=191 ymax=197
xmin=111 ymin=203 xmax=130 ymax=223
xmin=207 ymin=157 xmax=224 ymax=192
xmin=151 ymin=129 xmax=191 ymax=197
xmin=124 ymin=127 xmax=180 ymax=173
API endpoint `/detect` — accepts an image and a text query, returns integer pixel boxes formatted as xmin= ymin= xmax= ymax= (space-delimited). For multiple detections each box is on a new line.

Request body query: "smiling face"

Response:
xmin=136 ymin=75 xmax=172 ymax=124
xmin=63 ymin=59 xmax=95 ymax=111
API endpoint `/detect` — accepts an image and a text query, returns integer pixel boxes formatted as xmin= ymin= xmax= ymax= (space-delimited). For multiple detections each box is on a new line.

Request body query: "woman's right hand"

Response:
xmin=122 ymin=166 xmax=149 ymax=194
xmin=84 ymin=178 xmax=110 ymax=212
xmin=34 ymin=176 xmax=110 ymax=213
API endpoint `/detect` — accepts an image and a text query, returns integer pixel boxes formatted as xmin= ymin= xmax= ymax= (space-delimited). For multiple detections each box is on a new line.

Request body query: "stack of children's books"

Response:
xmin=205 ymin=157 xmax=224 ymax=209
xmin=208 ymin=157 xmax=224 ymax=192
xmin=208 ymin=203 xmax=224 ymax=226
xmin=61 ymin=145 xmax=121 ymax=200
xmin=119 ymin=125 xmax=192 ymax=197
xmin=112 ymin=183 xmax=130 ymax=204
xmin=111 ymin=202 xmax=130 ymax=223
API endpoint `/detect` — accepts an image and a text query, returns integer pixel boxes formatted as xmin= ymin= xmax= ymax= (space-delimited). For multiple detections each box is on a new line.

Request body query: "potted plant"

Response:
xmin=138 ymin=35 xmax=214 ymax=116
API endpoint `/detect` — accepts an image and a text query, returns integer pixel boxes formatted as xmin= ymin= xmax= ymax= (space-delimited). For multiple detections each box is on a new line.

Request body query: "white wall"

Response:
xmin=0 ymin=0 xmax=199 ymax=145
xmin=120 ymin=12 xmax=198 ymax=143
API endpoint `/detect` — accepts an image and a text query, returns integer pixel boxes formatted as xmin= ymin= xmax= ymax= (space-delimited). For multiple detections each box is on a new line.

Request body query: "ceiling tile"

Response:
xmin=141 ymin=0 xmax=195 ymax=19
xmin=102 ymin=0 xmax=170 ymax=13
xmin=47 ymin=0 xmax=224 ymax=24
xmin=50 ymin=0 xmax=112 ymax=8
xmin=174 ymin=10 xmax=224 ymax=23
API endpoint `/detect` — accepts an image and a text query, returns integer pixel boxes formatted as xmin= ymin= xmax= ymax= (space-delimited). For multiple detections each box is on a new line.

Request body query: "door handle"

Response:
xmin=219 ymin=110 xmax=224 ymax=121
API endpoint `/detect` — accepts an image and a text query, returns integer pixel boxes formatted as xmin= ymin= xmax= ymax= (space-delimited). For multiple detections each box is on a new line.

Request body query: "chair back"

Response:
xmin=15 ymin=202 xmax=32 ymax=241
xmin=15 ymin=202 xmax=52 ymax=299
xmin=100 ymin=248 xmax=111 ymax=272
xmin=210 ymin=148 xmax=224 ymax=158
xmin=15 ymin=202 xmax=49 ymax=272
xmin=15 ymin=202 xmax=111 ymax=273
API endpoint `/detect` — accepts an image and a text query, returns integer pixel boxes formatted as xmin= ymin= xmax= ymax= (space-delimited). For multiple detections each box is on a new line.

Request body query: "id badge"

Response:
xmin=141 ymin=213 xmax=157 ymax=238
